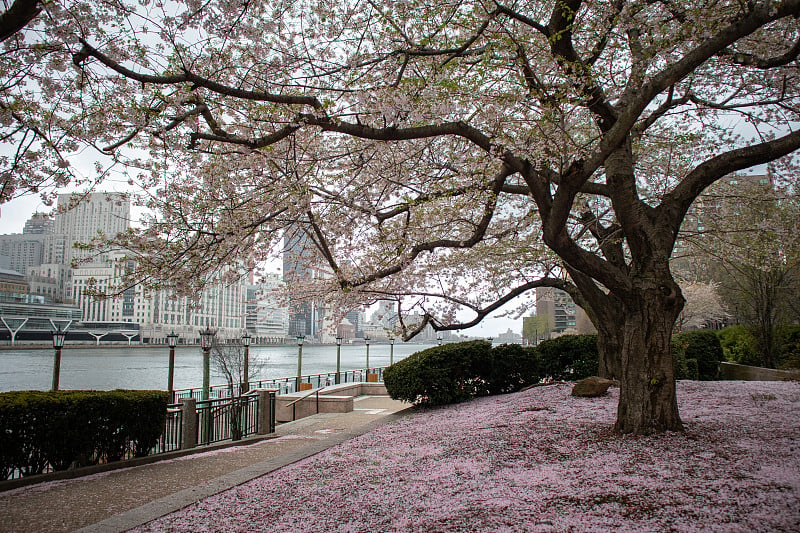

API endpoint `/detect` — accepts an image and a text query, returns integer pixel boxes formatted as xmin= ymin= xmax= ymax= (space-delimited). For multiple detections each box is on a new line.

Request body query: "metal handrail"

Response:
xmin=173 ymin=366 xmax=387 ymax=400
xmin=285 ymin=384 xmax=331 ymax=407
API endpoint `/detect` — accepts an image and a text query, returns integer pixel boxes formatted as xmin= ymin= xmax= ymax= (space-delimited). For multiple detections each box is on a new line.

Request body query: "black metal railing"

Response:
xmin=195 ymin=393 xmax=261 ymax=446
xmin=172 ymin=367 xmax=387 ymax=400
xmin=151 ymin=404 xmax=183 ymax=455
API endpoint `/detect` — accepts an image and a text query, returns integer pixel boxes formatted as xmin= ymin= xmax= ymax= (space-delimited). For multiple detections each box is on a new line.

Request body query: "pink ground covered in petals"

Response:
xmin=134 ymin=381 xmax=800 ymax=532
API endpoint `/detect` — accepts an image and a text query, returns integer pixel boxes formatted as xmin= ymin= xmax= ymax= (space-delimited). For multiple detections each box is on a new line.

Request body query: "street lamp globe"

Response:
xmin=199 ymin=327 xmax=215 ymax=349
xmin=166 ymin=331 xmax=179 ymax=348
xmin=52 ymin=327 xmax=66 ymax=350
xmin=241 ymin=331 xmax=252 ymax=347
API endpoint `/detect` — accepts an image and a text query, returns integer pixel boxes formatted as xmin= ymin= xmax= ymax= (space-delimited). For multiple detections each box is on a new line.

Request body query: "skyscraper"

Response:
xmin=54 ymin=192 xmax=131 ymax=264
xmin=282 ymin=225 xmax=332 ymax=339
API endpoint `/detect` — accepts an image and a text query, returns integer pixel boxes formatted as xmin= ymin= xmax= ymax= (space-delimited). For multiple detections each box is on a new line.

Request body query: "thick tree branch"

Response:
xmin=0 ymin=0 xmax=40 ymax=42
xmin=579 ymin=209 xmax=627 ymax=270
xmin=665 ymin=128 xmax=800 ymax=231
xmin=391 ymin=276 xmax=572 ymax=340
xmin=721 ymin=35 xmax=800 ymax=69
xmin=546 ymin=0 xmax=618 ymax=130
xmin=74 ymin=40 xmax=323 ymax=109
xmin=613 ymin=0 xmax=800 ymax=155
xmin=337 ymin=164 xmax=514 ymax=290
xmin=494 ymin=4 xmax=549 ymax=35
xmin=188 ymin=124 xmax=301 ymax=150
xmin=299 ymin=114 xmax=494 ymax=151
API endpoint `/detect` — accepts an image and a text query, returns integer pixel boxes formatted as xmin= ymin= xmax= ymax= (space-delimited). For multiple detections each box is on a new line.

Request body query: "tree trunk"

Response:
xmin=596 ymin=322 xmax=622 ymax=380
xmin=614 ymin=285 xmax=685 ymax=434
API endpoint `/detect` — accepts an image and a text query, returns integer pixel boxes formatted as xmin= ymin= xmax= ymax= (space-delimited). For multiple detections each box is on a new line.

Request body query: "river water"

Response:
xmin=0 ymin=343 xmax=431 ymax=392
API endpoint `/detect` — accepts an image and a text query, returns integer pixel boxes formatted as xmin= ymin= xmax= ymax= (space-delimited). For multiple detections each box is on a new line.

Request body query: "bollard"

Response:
xmin=180 ymin=397 xmax=197 ymax=449
xmin=257 ymin=390 xmax=276 ymax=434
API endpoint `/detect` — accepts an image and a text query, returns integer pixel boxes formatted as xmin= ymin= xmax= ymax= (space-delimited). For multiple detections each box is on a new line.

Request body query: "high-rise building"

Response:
xmin=282 ymin=225 xmax=333 ymax=340
xmin=345 ymin=309 xmax=364 ymax=338
xmin=72 ymin=252 xmax=250 ymax=343
xmin=54 ymin=192 xmax=131 ymax=263
xmin=3 ymin=194 xmax=262 ymax=344
xmin=0 ymin=233 xmax=44 ymax=275
xmin=246 ymin=274 xmax=289 ymax=343
xmin=0 ymin=213 xmax=52 ymax=275
xmin=19 ymin=193 xmax=132 ymax=303
xmin=23 ymin=214 xmax=54 ymax=235
xmin=535 ymin=287 xmax=595 ymax=335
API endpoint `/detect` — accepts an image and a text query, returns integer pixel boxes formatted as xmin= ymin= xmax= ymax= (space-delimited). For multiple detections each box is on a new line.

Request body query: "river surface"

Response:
xmin=0 ymin=343 xmax=431 ymax=392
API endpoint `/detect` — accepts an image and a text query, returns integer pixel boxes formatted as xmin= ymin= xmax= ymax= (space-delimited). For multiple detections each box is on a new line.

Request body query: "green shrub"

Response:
xmin=778 ymin=325 xmax=800 ymax=370
xmin=535 ymin=334 xmax=598 ymax=381
xmin=383 ymin=341 xmax=542 ymax=406
xmin=0 ymin=390 xmax=168 ymax=480
xmin=384 ymin=341 xmax=493 ymax=406
xmin=484 ymin=343 xmax=540 ymax=394
xmin=672 ymin=338 xmax=690 ymax=380
xmin=717 ymin=326 xmax=760 ymax=366
xmin=673 ymin=330 xmax=723 ymax=380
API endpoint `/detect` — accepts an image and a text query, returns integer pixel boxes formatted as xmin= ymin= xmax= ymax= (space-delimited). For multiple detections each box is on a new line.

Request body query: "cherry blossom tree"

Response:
xmin=675 ymin=281 xmax=728 ymax=331
xmin=9 ymin=0 xmax=800 ymax=433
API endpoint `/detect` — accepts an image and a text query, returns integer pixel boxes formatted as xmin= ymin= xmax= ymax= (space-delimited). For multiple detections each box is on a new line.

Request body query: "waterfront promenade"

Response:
xmin=0 ymin=395 xmax=411 ymax=533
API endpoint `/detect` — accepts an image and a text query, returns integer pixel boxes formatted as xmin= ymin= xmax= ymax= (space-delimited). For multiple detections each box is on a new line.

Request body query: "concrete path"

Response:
xmin=0 ymin=396 xmax=411 ymax=533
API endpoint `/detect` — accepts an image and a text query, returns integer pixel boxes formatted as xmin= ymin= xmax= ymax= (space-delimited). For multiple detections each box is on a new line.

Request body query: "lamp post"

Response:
xmin=389 ymin=336 xmax=395 ymax=366
xmin=198 ymin=327 xmax=215 ymax=445
xmin=296 ymin=335 xmax=305 ymax=391
xmin=199 ymin=327 xmax=216 ymax=402
xmin=364 ymin=336 xmax=370 ymax=375
xmin=241 ymin=331 xmax=252 ymax=393
xmin=166 ymin=331 xmax=179 ymax=401
xmin=335 ymin=335 xmax=342 ymax=384
xmin=51 ymin=326 xmax=66 ymax=391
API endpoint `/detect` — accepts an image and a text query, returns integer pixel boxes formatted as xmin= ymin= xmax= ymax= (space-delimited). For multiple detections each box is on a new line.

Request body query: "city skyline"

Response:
xmin=0 ymin=195 xmax=525 ymax=338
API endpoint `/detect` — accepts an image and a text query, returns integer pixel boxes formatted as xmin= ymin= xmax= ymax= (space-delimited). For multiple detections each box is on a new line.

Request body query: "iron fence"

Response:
xmin=195 ymin=393 xmax=261 ymax=446
xmin=1 ymin=391 xmax=276 ymax=482
xmin=172 ymin=366 xmax=386 ymax=399
xmin=151 ymin=404 xmax=183 ymax=455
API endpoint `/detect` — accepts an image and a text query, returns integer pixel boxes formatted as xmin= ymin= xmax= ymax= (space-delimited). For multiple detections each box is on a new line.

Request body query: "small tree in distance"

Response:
xmin=676 ymin=281 xmax=728 ymax=332
xmin=523 ymin=315 xmax=553 ymax=345
xmin=210 ymin=343 xmax=266 ymax=440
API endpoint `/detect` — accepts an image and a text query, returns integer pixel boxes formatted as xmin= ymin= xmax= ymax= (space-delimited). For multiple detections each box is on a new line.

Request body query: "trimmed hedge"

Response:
xmin=384 ymin=341 xmax=493 ymax=406
xmin=385 ymin=330 xmax=726 ymax=408
xmin=673 ymin=330 xmax=723 ymax=380
xmin=672 ymin=338 xmax=699 ymax=380
xmin=485 ymin=343 xmax=541 ymax=394
xmin=0 ymin=390 xmax=168 ymax=480
xmin=535 ymin=334 xmax=598 ymax=381
xmin=384 ymin=341 xmax=542 ymax=406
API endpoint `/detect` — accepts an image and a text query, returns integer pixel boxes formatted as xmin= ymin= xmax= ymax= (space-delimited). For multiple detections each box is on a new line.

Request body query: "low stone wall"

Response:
xmin=720 ymin=362 xmax=800 ymax=381
xmin=275 ymin=382 xmax=389 ymax=423
xmin=318 ymin=382 xmax=388 ymax=397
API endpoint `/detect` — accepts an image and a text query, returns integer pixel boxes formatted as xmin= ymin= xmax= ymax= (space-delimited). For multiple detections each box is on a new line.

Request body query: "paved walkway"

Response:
xmin=0 ymin=396 xmax=412 ymax=533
